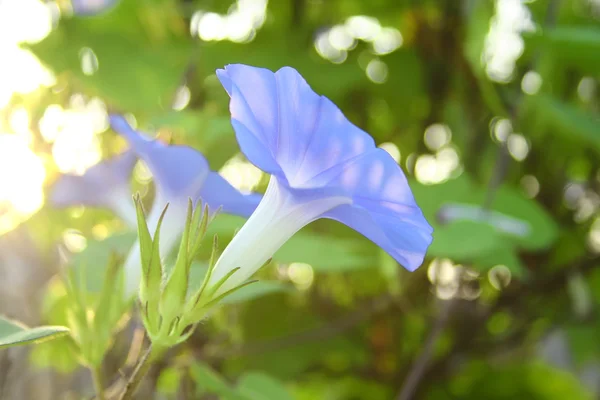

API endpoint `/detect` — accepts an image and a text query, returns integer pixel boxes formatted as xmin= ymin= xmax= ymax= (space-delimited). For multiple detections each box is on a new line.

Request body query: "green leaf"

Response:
xmin=428 ymin=221 xmax=505 ymax=260
xmin=29 ymin=336 xmax=80 ymax=373
xmin=195 ymin=36 xmax=365 ymax=101
xmin=412 ymin=176 xmax=558 ymax=259
xmin=525 ymin=26 xmax=600 ymax=73
xmin=28 ymin=13 xmax=191 ymax=112
xmin=532 ymin=95 xmax=600 ymax=151
xmin=237 ymin=372 xmax=293 ymax=400
xmin=228 ymin=295 xmax=369 ymax=380
xmin=411 ymin=176 xmax=476 ymax=217
xmin=275 ymin=232 xmax=376 ymax=272
xmin=93 ymin=253 xmax=125 ymax=335
xmin=70 ymin=232 xmax=136 ymax=292
xmin=479 ymin=186 xmax=559 ymax=251
xmin=206 ymin=215 xmax=249 ymax=238
xmin=156 ymin=366 xmax=183 ymax=396
xmin=436 ymin=360 xmax=594 ymax=399
xmin=191 ymin=363 xmax=247 ymax=400
xmin=0 ymin=316 xmax=69 ymax=349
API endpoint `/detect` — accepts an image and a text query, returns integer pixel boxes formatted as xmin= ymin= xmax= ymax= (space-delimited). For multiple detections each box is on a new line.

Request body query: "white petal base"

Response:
xmin=207 ymin=176 xmax=350 ymax=295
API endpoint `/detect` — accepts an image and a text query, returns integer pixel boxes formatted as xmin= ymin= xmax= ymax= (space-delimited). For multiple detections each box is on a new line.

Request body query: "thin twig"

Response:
xmin=91 ymin=366 xmax=106 ymax=400
xmin=483 ymin=0 xmax=563 ymax=210
xmin=408 ymin=255 xmax=598 ymax=394
xmin=0 ymin=351 xmax=11 ymax=400
xmin=118 ymin=345 xmax=154 ymax=400
xmin=396 ymin=299 xmax=454 ymax=400
xmin=205 ymin=295 xmax=393 ymax=360
xmin=124 ymin=326 xmax=146 ymax=368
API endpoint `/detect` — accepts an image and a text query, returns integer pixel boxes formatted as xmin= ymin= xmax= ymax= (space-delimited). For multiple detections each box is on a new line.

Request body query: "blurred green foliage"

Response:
xmin=1 ymin=0 xmax=600 ymax=398
xmin=0 ymin=316 xmax=69 ymax=349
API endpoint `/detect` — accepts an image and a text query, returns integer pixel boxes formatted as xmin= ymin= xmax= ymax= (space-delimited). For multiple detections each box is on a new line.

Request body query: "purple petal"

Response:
xmin=198 ymin=172 xmax=262 ymax=217
xmin=110 ymin=115 xmax=210 ymax=201
xmin=218 ymin=64 xmax=433 ymax=270
xmin=217 ymin=65 xmax=375 ymax=187
xmin=51 ymin=150 xmax=136 ymax=208
xmin=325 ymin=204 xmax=431 ymax=271
xmin=71 ymin=0 xmax=118 ymax=15
xmin=321 ymin=150 xmax=433 ymax=271
xmin=50 ymin=150 xmax=137 ymax=225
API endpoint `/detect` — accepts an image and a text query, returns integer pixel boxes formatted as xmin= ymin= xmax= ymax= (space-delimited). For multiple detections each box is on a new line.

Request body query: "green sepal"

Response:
xmin=186 ymin=234 xmax=219 ymax=314
xmin=187 ymin=280 xmax=258 ymax=323
xmin=134 ymin=194 xmax=169 ymax=334
xmin=134 ymin=193 xmax=153 ymax=286
xmin=190 ymin=203 xmax=210 ymax=258
xmin=159 ymin=200 xmax=194 ymax=334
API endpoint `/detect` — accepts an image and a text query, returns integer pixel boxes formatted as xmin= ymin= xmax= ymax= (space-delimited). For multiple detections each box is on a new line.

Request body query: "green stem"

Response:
xmin=91 ymin=366 xmax=106 ymax=400
xmin=118 ymin=345 xmax=154 ymax=400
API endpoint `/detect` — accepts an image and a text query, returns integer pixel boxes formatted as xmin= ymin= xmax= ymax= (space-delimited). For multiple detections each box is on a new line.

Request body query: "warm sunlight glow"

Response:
xmin=0 ymin=0 xmax=55 ymax=108
xmin=52 ymin=111 xmax=103 ymax=174
xmin=49 ymin=97 xmax=108 ymax=174
xmin=0 ymin=134 xmax=46 ymax=233
xmin=219 ymin=153 xmax=264 ymax=192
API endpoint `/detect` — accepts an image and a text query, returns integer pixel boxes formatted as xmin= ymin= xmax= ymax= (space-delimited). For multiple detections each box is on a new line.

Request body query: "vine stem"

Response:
xmin=91 ymin=366 xmax=106 ymax=400
xmin=396 ymin=299 xmax=454 ymax=400
xmin=118 ymin=345 xmax=154 ymax=400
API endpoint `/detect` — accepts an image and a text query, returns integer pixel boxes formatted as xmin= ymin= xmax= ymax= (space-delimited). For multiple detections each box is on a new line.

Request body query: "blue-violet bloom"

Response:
xmin=71 ymin=0 xmax=118 ymax=16
xmin=51 ymin=150 xmax=138 ymax=227
xmin=109 ymin=115 xmax=261 ymax=296
xmin=208 ymin=64 xmax=433 ymax=294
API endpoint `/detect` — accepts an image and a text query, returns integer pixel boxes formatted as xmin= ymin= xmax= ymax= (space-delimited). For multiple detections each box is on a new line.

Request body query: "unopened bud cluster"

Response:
xmin=134 ymin=195 xmax=255 ymax=349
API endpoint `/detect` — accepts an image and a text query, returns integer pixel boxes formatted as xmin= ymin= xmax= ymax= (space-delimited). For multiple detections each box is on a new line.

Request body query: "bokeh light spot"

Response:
xmin=378 ymin=142 xmax=401 ymax=163
xmin=372 ymin=27 xmax=403 ymax=55
xmin=520 ymin=175 xmax=540 ymax=198
xmin=219 ymin=153 xmax=264 ymax=192
xmin=288 ymin=262 xmax=314 ymax=290
xmin=521 ymin=70 xmax=542 ymax=95
xmin=366 ymin=59 xmax=388 ymax=84
xmin=507 ymin=133 xmax=529 ymax=161
xmin=424 ymin=124 xmax=451 ymax=151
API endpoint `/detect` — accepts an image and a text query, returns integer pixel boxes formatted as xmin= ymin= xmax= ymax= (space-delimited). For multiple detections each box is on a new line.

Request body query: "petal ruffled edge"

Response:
xmin=325 ymin=204 xmax=432 ymax=271
xmin=110 ymin=114 xmax=211 ymax=200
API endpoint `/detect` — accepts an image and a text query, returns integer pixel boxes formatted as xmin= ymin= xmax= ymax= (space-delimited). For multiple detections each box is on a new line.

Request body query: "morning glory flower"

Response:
xmin=51 ymin=150 xmax=138 ymax=227
xmin=109 ymin=115 xmax=261 ymax=296
xmin=71 ymin=0 xmax=118 ymax=16
xmin=208 ymin=64 xmax=433 ymax=294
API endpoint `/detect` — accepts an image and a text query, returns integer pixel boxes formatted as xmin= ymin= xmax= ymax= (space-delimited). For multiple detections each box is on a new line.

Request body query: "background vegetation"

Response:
xmin=0 ymin=0 xmax=599 ymax=398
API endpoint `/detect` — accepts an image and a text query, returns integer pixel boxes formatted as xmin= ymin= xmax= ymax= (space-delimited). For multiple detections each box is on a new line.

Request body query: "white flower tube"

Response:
xmin=207 ymin=176 xmax=350 ymax=295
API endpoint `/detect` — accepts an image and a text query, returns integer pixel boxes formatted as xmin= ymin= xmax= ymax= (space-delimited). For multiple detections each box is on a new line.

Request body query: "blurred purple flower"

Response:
xmin=209 ymin=64 xmax=433 ymax=293
xmin=51 ymin=150 xmax=138 ymax=227
xmin=109 ymin=115 xmax=261 ymax=295
xmin=70 ymin=0 xmax=118 ymax=16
